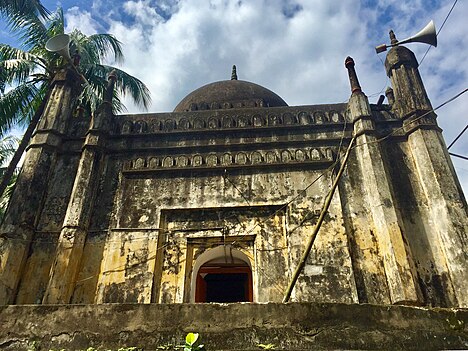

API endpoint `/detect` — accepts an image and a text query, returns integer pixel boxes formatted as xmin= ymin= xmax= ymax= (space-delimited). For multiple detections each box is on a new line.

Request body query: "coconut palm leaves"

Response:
xmin=67 ymin=28 xmax=150 ymax=114
xmin=0 ymin=0 xmax=50 ymax=30
xmin=0 ymin=136 xmax=19 ymax=221
xmin=0 ymin=7 xmax=151 ymax=136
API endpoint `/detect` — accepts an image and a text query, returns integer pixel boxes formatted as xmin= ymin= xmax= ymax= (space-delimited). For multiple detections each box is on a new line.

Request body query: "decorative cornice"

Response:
xmin=115 ymin=109 xmax=347 ymax=136
xmin=122 ymin=147 xmax=336 ymax=174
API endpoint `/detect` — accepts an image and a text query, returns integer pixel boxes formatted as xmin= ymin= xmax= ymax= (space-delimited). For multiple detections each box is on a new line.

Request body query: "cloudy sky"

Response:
xmin=1 ymin=0 xmax=467 ymax=193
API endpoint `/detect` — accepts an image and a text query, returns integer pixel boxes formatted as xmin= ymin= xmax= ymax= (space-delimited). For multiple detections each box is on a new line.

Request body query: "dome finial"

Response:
xmin=231 ymin=65 xmax=238 ymax=80
xmin=389 ymin=30 xmax=398 ymax=45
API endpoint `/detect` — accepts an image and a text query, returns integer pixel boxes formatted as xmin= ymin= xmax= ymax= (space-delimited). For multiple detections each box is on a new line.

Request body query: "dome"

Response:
xmin=174 ymin=79 xmax=288 ymax=112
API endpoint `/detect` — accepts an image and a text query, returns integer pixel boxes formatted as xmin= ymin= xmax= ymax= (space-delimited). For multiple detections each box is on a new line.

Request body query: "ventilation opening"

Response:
xmin=195 ymin=265 xmax=253 ymax=303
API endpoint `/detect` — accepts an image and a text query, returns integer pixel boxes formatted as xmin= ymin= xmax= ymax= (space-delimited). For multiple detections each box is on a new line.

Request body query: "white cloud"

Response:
xmin=123 ymin=0 xmax=165 ymax=26
xmin=63 ymin=0 xmax=468 ymax=194
xmin=64 ymin=6 xmax=101 ymax=35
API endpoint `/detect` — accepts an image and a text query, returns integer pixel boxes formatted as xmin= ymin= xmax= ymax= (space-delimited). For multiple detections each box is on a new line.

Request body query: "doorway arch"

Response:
xmin=190 ymin=245 xmax=253 ymax=303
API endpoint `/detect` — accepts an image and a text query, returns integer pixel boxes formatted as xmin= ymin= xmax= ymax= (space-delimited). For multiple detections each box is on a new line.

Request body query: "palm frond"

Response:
xmin=0 ymin=44 xmax=46 ymax=91
xmin=110 ymin=90 xmax=126 ymax=113
xmin=19 ymin=10 xmax=51 ymax=50
xmin=18 ymin=82 xmax=47 ymax=127
xmin=78 ymin=80 xmax=106 ymax=114
xmin=0 ymin=135 xmax=19 ymax=166
xmin=0 ymin=0 xmax=50 ymax=30
xmin=0 ymin=58 xmax=37 ymax=85
xmin=0 ymin=6 xmax=151 ymax=132
xmin=0 ymin=0 xmax=49 ymax=18
xmin=44 ymin=7 xmax=64 ymax=38
xmin=0 ymin=44 xmax=40 ymax=62
xmin=0 ymin=82 xmax=41 ymax=136
xmin=112 ymin=66 xmax=151 ymax=110
xmin=0 ymin=45 xmax=52 ymax=89
xmin=78 ymin=63 xmax=151 ymax=112
xmin=70 ymin=31 xmax=124 ymax=65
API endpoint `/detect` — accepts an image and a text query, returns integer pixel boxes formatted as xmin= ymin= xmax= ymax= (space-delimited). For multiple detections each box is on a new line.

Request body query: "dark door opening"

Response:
xmin=195 ymin=265 xmax=253 ymax=303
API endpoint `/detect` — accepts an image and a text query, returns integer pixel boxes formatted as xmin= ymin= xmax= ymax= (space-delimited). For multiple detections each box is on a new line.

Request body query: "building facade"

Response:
xmin=0 ymin=42 xmax=467 ymax=307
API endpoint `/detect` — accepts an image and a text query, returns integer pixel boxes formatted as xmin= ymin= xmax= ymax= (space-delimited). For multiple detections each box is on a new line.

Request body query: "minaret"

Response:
xmin=385 ymin=30 xmax=432 ymax=116
xmin=0 ymin=66 xmax=82 ymax=304
xmin=43 ymin=72 xmax=116 ymax=304
xmin=385 ymin=31 xmax=468 ymax=307
xmin=345 ymin=57 xmax=421 ymax=304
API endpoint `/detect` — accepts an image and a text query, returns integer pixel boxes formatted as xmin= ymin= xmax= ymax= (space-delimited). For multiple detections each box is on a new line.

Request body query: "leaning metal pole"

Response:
xmin=283 ymin=135 xmax=356 ymax=303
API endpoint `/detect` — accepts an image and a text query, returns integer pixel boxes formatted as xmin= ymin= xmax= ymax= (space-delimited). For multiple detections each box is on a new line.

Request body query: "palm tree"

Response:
xmin=0 ymin=0 xmax=49 ymax=26
xmin=0 ymin=136 xmax=19 ymax=221
xmin=0 ymin=6 xmax=151 ymax=203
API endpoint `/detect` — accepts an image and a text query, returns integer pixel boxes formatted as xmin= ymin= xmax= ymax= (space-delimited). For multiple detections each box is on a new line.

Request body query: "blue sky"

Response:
xmin=1 ymin=0 xmax=467 ymax=194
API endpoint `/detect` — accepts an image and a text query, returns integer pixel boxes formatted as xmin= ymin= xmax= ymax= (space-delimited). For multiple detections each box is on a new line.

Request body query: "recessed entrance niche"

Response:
xmin=153 ymin=206 xmax=287 ymax=303
xmin=192 ymin=246 xmax=253 ymax=303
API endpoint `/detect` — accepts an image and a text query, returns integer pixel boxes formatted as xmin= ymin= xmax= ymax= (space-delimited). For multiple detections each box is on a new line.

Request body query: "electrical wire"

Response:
xmin=229 ymin=87 xmax=468 ymax=251
xmin=350 ymin=87 xmax=468 ymax=150
xmin=419 ymin=0 xmax=459 ymax=66
xmin=447 ymin=124 xmax=468 ymax=150
xmin=223 ymin=169 xmax=251 ymax=206
xmin=449 ymin=152 xmax=468 ymax=161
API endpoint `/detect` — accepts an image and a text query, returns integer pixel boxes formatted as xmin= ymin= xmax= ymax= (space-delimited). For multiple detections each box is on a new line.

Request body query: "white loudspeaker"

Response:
xmin=398 ymin=20 xmax=437 ymax=47
xmin=45 ymin=34 xmax=71 ymax=61
xmin=375 ymin=20 xmax=437 ymax=54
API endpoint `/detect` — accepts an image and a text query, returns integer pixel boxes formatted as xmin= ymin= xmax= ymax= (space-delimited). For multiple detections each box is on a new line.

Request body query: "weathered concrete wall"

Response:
xmin=2 ymin=101 xmax=466 ymax=307
xmin=383 ymin=139 xmax=460 ymax=307
xmin=1 ymin=49 xmax=467 ymax=309
xmin=86 ymin=163 xmax=357 ymax=304
xmin=15 ymin=155 xmax=80 ymax=304
xmin=0 ymin=303 xmax=467 ymax=350
xmin=61 ymin=104 xmax=358 ymax=305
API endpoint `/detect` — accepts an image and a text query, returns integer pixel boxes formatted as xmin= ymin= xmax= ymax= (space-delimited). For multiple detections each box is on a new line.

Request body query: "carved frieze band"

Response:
xmin=117 ymin=110 xmax=345 ymax=135
xmin=123 ymin=147 xmax=335 ymax=172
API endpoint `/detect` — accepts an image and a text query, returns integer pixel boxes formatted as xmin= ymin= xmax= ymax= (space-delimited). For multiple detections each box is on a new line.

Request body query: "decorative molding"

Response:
xmin=116 ymin=110 xmax=346 ymax=135
xmin=122 ymin=147 xmax=335 ymax=173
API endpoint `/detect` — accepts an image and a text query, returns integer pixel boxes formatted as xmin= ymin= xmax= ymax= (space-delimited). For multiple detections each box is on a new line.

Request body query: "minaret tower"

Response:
xmin=385 ymin=30 xmax=468 ymax=307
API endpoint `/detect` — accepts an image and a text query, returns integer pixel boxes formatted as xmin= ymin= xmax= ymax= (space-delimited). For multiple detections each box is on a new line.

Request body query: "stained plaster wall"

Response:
xmin=15 ymin=154 xmax=80 ymax=304
xmin=52 ymin=102 xmax=359 ymax=305
xmin=382 ymin=138 xmax=460 ymax=306
xmin=1 ymin=52 xmax=467 ymax=308
xmin=84 ymin=163 xmax=358 ymax=304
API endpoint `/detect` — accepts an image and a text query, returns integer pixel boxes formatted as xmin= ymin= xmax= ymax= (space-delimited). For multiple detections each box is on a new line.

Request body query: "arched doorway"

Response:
xmin=191 ymin=246 xmax=253 ymax=303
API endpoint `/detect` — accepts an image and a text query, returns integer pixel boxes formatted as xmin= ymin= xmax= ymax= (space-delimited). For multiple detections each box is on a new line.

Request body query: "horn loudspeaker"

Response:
xmin=45 ymin=34 xmax=71 ymax=60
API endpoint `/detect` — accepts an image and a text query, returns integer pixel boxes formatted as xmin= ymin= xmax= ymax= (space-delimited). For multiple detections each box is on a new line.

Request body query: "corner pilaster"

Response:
xmin=0 ymin=67 xmax=82 ymax=304
xmin=345 ymin=57 xmax=421 ymax=304
xmin=43 ymin=73 xmax=116 ymax=304
xmin=385 ymin=40 xmax=468 ymax=306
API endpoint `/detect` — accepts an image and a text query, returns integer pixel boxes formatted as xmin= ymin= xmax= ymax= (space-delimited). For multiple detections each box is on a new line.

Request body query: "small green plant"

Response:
xmin=257 ymin=343 xmax=276 ymax=350
xmin=183 ymin=333 xmax=205 ymax=351
xmin=27 ymin=341 xmax=39 ymax=351
xmin=47 ymin=348 xmax=140 ymax=351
